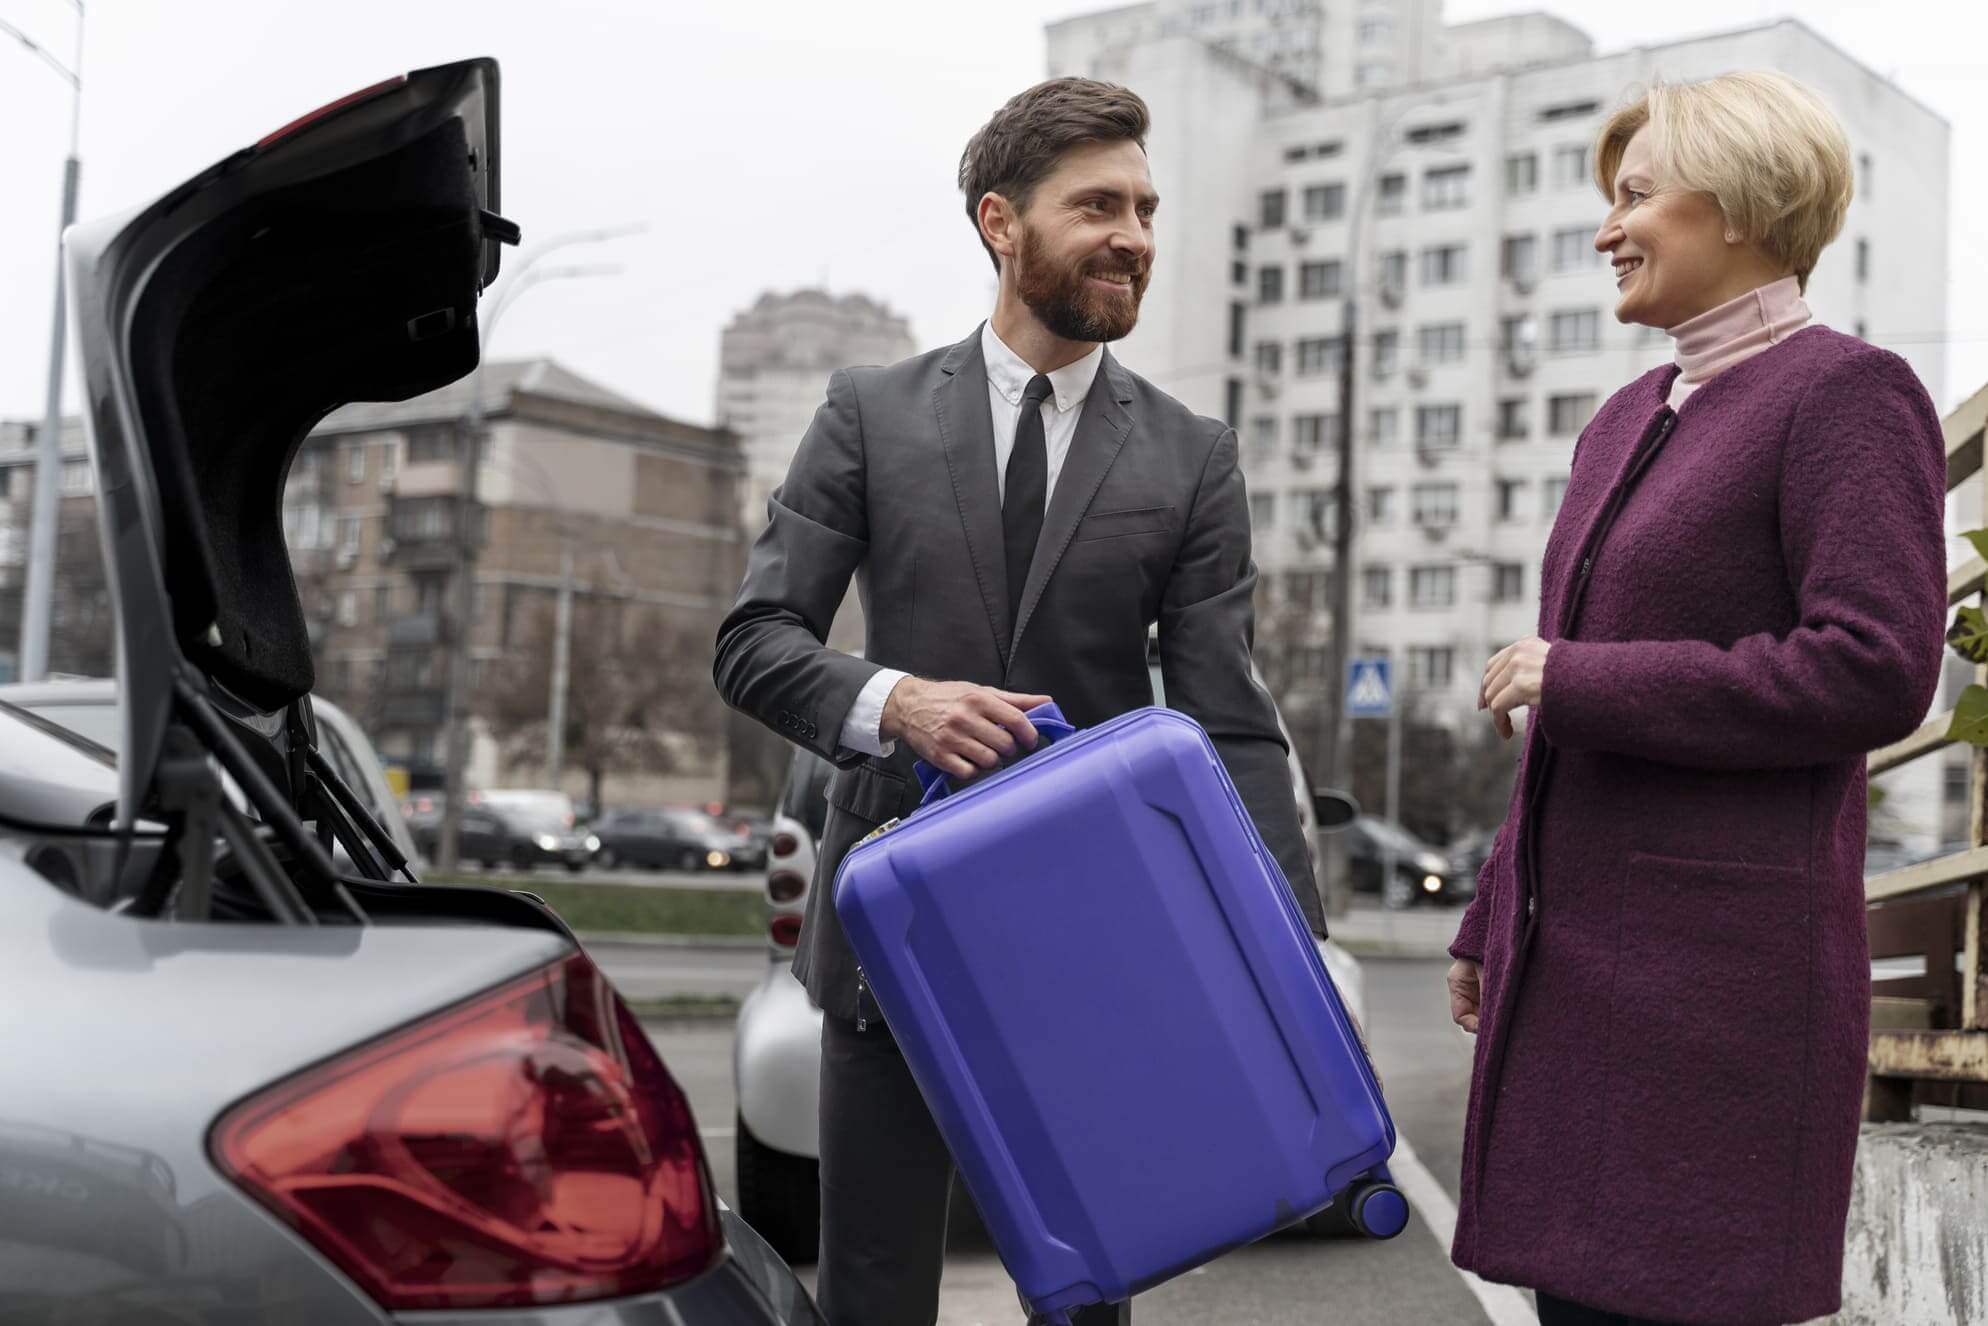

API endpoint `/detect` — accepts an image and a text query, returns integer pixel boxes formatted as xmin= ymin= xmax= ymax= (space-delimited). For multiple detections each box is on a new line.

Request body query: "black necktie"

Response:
xmin=1004 ymin=374 xmax=1055 ymax=626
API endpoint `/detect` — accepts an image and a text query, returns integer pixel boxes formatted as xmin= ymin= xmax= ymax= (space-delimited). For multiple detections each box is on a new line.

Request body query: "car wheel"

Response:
xmin=678 ymin=849 xmax=703 ymax=873
xmin=565 ymin=859 xmax=585 ymax=874
xmin=1381 ymin=872 xmax=1413 ymax=911
xmin=509 ymin=845 xmax=534 ymax=872
xmin=735 ymin=1114 xmax=820 ymax=1265
xmin=595 ymin=847 xmax=619 ymax=871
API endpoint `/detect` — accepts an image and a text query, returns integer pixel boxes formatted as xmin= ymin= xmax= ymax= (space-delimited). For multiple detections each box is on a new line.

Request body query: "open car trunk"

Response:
xmin=55 ymin=59 xmax=542 ymax=928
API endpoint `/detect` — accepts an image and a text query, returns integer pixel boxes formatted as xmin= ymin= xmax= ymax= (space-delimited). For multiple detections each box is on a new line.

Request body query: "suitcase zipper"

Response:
xmin=855 ymin=966 xmax=870 ymax=1032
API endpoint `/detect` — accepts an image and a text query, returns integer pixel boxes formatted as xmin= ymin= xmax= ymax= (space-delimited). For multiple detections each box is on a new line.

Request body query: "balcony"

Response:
xmin=385 ymin=614 xmax=440 ymax=648
xmin=384 ymin=494 xmax=480 ymax=571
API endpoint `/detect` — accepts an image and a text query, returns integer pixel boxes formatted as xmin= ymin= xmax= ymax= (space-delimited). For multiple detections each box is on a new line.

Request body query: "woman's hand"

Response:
xmin=1479 ymin=637 xmax=1552 ymax=740
xmin=1447 ymin=959 xmax=1482 ymax=1034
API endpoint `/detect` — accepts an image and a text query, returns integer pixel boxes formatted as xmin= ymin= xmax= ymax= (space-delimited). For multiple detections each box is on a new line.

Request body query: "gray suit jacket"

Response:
xmin=713 ymin=327 xmax=1325 ymax=1020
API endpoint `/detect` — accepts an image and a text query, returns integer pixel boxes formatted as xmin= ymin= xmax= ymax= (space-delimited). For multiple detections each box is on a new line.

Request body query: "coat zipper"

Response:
xmin=1467 ymin=405 xmax=1677 ymax=1235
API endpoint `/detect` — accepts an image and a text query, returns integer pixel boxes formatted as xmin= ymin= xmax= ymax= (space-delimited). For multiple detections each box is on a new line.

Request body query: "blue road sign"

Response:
xmin=1346 ymin=656 xmax=1393 ymax=718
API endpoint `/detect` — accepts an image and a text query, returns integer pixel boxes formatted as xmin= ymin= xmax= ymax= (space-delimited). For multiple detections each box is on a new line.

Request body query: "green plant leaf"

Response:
xmin=1949 ymin=605 xmax=1988 ymax=665
xmin=1946 ymin=684 xmax=1988 ymax=746
xmin=1961 ymin=528 xmax=1988 ymax=566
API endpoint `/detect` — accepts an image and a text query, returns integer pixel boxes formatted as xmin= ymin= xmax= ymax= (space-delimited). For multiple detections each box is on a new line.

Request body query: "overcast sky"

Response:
xmin=1 ymin=0 xmax=1982 ymax=429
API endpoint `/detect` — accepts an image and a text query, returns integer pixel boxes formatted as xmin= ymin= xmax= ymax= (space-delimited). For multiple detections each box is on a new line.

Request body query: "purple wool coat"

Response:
xmin=1447 ymin=327 xmax=1948 ymax=1325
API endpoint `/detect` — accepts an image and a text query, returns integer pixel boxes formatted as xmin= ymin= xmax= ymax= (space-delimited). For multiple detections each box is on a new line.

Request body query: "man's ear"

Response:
xmin=979 ymin=191 xmax=1020 ymax=266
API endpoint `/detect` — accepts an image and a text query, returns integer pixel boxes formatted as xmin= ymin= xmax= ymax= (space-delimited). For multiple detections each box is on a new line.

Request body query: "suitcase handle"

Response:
xmin=913 ymin=701 xmax=1076 ymax=809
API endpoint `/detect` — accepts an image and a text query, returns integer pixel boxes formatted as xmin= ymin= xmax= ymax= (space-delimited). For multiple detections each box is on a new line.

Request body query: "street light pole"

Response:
xmin=7 ymin=3 xmax=85 ymax=683
xmin=545 ymin=536 xmax=574 ymax=789
xmin=433 ymin=229 xmax=639 ymax=871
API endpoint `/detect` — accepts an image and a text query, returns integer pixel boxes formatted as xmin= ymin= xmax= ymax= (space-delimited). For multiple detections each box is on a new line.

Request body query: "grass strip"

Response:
xmin=623 ymin=994 xmax=744 ymax=1021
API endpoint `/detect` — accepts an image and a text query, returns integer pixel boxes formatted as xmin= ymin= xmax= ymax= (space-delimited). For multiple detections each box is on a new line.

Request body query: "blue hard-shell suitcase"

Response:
xmin=833 ymin=703 xmax=1403 ymax=1322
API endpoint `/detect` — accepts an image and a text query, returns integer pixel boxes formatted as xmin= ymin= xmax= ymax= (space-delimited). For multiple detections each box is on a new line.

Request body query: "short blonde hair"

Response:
xmin=1593 ymin=71 xmax=1853 ymax=292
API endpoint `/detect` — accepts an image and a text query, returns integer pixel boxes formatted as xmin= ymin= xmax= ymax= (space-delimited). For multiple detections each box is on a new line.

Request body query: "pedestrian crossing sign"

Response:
xmin=1346 ymin=656 xmax=1392 ymax=718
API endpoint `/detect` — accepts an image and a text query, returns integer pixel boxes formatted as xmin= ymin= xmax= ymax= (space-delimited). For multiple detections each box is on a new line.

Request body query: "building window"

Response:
xmin=1552 ymin=143 xmax=1589 ymax=189
xmin=1371 ymin=330 xmax=1399 ymax=378
xmin=1285 ymin=571 xmax=1326 ymax=611
xmin=1547 ymin=309 xmax=1599 ymax=354
xmin=1506 ymin=152 xmax=1538 ymax=195
xmin=1366 ymin=485 xmax=1395 ymax=526
xmin=1358 ymin=16 xmax=1392 ymax=42
xmin=1860 ymin=152 xmax=1873 ymax=199
xmin=404 ymin=424 xmax=457 ymax=464
xmin=1302 ymin=182 xmax=1347 ymax=221
xmin=1258 ymin=188 xmax=1287 ymax=229
xmin=345 ymin=445 xmax=367 ymax=484
xmin=1855 ymin=319 xmax=1869 ymax=341
xmin=1377 ymin=249 xmax=1407 ymax=298
xmin=1492 ymin=563 xmax=1525 ymax=602
xmin=1501 ymin=233 xmax=1538 ymax=284
xmin=337 ymin=514 xmax=362 ymax=559
xmin=1405 ymin=121 xmax=1466 ymax=147
xmin=1232 ymin=260 xmax=1248 ymax=287
xmin=1416 ymin=405 xmax=1462 ymax=450
xmin=1299 ymin=259 xmax=1344 ymax=300
xmin=1422 ymin=165 xmax=1470 ymax=211
xmin=1292 ymin=413 xmax=1337 ymax=464
xmin=1255 ymin=340 xmax=1283 ymax=376
xmin=1225 ymin=377 xmax=1243 ymax=427
xmin=1416 ymin=323 xmax=1465 ymax=365
xmin=1246 ymin=416 xmax=1278 ymax=468
xmin=1296 ymin=336 xmax=1343 ymax=377
xmin=1409 ymin=563 xmax=1457 ymax=607
xmin=1551 ymin=226 xmax=1600 ymax=272
xmin=1257 ymin=265 xmax=1285 ymax=305
xmin=1232 ymin=223 xmax=1250 ymax=251
xmin=1856 ymin=237 xmax=1870 ymax=282
xmin=1293 ymin=487 xmax=1336 ymax=541
xmin=1537 ymin=99 xmax=1601 ymax=123
xmin=1376 ymin=172 xmax=1407 ymax=216
xmin=60 ymin=459 xmax=92 ymax=495
xmin=1369 ymin=406 xmax=1399 ymax=447
xmin=1496 ymin=398 xmax=1529 ymax=441
xmin=1250 ymin=492 xmax=1276 ymax=532
xmin=1547 ymin=392 xmax=1598 ymax=436
xmin=1411 ymin=482 xmax=1459 ymax=528
xmin=1544 ymin=477 xmax=1569 ymax=519
xmin=1419 ymin=243 xmax=1468 ymax=286
xmin=1363 ymin=564 xmax=1393 ymax=608
xmin=1408 ymin=645 xmax=1455 ymax=688
xmin=337 ymin=590 xmax=358 ymax=627
xmin=1496 ymin=477 xmax=1524 ymax=522
xmin=1229 ymin=302 xmax=1246 ymax=357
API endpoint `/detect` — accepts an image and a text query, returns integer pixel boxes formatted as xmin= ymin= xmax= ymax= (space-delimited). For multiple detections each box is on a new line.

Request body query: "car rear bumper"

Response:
xmin=393 ymin=1209 xmax=820 ymax=1325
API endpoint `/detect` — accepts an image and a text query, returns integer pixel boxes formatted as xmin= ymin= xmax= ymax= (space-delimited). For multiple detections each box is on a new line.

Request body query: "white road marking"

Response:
xmin=1390 ymin=1133 xmax=1538 ymax=1326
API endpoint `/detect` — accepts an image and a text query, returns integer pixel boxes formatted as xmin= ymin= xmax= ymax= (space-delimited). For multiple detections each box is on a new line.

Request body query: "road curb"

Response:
xmin=575 ymin=930 xmax=769 ymax=951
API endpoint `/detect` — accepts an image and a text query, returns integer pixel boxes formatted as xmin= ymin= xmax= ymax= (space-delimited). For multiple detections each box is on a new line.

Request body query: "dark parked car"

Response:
xmin=407 ymin=800 xmax=598 ymax=872
xmin=1343 ymin=815 xmax=1472 ymax=909
xmin=5 ymin=59 xmax=826 ymax=1321
xmin=594 ymin=806 xmax=763 ymax=872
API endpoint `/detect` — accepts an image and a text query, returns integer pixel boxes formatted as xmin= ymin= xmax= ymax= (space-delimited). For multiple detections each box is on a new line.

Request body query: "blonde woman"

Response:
xmin=1449 ymin=72 xmax=1947 ymax=1325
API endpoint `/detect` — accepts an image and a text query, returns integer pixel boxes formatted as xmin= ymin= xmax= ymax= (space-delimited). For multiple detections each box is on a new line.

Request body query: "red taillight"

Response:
xmin=256 ymin=75 xmax=407 ymax=149
xmin=767 ymin=871 xmax=806 ymax=904
xmin=210 ymin=953 xmax=721 ymax=1309
xmin=771 ymin=831 xmax=799 ymax=859
xmin=769 ymin=914 xmax=803 ymax=948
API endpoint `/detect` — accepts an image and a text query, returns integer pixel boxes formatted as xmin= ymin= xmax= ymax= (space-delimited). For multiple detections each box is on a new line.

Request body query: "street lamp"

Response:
xmin=434 ymin=226 xmax=641 ymax=871
xmin=4 ymin=1 xmax=85 ymax=683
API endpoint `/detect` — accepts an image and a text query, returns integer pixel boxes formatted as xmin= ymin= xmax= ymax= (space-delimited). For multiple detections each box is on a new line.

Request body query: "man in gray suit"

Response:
xmin=714 ymin=77 xmax=1324 ymax=1325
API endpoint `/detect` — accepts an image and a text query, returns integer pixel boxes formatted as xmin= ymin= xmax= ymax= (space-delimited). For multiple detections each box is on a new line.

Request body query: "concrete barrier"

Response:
xmin=1831 ymin=1122 xmax=1988 ymax=1325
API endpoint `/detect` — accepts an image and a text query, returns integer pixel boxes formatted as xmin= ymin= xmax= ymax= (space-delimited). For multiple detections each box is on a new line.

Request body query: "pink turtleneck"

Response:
xmin=1664 ymin=275 xmax=1813 ymax=409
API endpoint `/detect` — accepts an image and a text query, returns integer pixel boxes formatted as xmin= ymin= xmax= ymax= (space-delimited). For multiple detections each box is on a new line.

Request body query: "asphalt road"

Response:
xmin=640 ymin=954 xmax=1524 ymax=1325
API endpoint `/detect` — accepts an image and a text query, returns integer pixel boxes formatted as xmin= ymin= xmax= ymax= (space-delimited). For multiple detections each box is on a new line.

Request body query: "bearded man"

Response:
xmin=714 ymin=77 xmax=1324 ymax=1326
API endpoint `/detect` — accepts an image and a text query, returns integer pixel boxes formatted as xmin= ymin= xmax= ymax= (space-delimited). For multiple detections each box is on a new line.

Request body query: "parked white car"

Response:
xmin=732 ymin=651 xmax=1367 ymax=1263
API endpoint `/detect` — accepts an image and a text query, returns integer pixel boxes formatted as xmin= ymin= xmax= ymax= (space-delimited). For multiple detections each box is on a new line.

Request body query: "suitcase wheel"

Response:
xmin=1346 ymin=1179 xmax=1409 ymax=1240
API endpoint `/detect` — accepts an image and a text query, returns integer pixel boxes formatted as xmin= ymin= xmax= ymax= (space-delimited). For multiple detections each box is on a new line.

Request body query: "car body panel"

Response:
xmin=734 ymin=967 xmax=825 ymax=1157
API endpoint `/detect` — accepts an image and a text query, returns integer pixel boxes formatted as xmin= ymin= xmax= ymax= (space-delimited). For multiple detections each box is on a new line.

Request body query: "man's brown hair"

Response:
xmin=958 ymin=78 xmax=1151 ymax=273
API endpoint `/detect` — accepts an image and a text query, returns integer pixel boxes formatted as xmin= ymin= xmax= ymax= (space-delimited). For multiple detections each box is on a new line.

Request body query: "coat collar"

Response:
xmin=934 ymin=325 xmax=1136 ymax=670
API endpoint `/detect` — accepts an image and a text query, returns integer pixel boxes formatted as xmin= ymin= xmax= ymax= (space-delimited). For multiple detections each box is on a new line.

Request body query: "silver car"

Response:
xmin=732 ymin=645 xmax=1368 ymax=1263
xmin=4 ymin=58 xmax=820 ymax=1325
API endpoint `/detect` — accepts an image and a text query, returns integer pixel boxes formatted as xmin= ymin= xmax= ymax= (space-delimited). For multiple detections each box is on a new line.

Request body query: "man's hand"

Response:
xmin=1478 ymin=636 xmax=1552 ymax=741
xmin=881 ymin=677 xmax=1053 ymax=781
xmin=1446 ymin=959 xmax=1482 ymax=1034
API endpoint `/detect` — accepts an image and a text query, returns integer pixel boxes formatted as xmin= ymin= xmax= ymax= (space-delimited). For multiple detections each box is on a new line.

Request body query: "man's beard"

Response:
xmin=1014 ymin=226 xmax=1149 ymax=343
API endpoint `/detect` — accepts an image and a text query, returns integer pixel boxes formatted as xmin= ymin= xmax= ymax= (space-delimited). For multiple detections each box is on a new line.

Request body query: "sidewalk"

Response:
xmin=1329 ymin=902 xmax=1463 ymax=960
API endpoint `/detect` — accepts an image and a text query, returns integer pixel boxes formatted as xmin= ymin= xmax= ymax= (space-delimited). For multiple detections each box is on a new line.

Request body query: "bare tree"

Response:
xmin=1346 ymin=689 xmax=1522 ymax=846
xmin=479 ymin=597 xmax=714 ymax=812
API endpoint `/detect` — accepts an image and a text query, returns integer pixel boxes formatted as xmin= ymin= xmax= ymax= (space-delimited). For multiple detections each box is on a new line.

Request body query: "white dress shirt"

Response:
xmin=836 ymin=323 xmax=1106 ymax=757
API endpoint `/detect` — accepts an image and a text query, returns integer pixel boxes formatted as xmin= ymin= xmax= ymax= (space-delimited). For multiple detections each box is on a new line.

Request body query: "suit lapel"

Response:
xmin=934 ymin=329 xmax=1013 ymax=661
xmin=1007 ymin=348 xmax=1134 ymax=670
